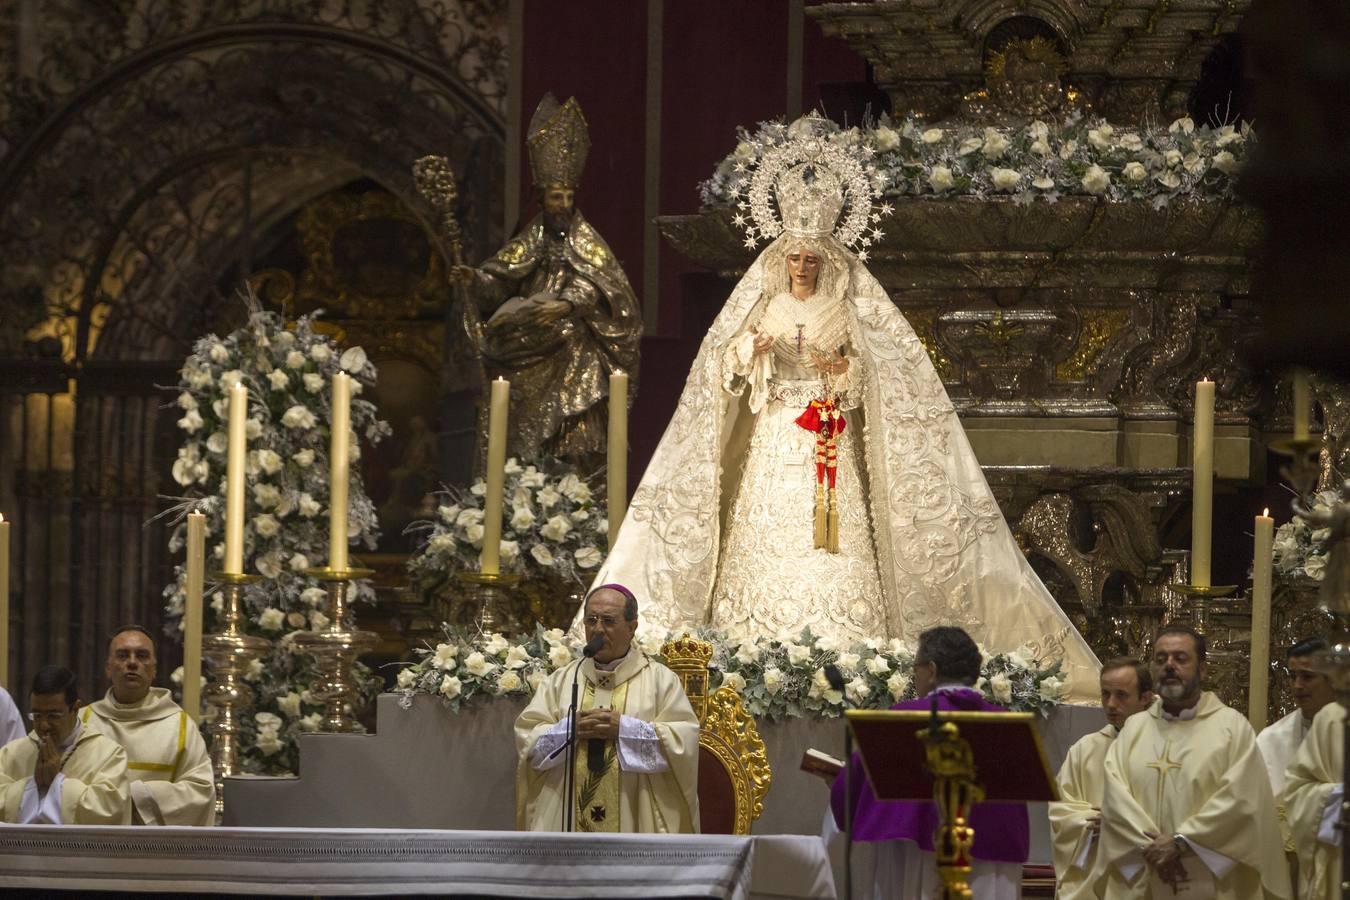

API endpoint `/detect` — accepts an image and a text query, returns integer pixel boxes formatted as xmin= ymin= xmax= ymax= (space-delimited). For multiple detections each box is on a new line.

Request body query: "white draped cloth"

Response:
xmin=593 ymin=234 xmax=1100 ymax=701
xmin=0 ymin=687 xmax=23 ymax=748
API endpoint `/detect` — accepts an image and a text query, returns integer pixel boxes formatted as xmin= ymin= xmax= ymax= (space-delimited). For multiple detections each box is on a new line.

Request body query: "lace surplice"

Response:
xmin=710 ymin=291 xmax=886 ymax=641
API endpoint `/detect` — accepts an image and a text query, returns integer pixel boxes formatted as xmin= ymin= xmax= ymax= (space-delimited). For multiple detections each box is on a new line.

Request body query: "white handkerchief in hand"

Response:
xmin=1147 ymin=856 xmax=1216 ymax=900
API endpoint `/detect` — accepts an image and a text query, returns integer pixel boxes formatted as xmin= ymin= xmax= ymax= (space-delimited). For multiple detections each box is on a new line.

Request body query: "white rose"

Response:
xmin=872 ymin=126 xmax=900 ymax=152
xmin=292 ymin=448 xmax=315 ymax=467
xmin=734 ymin=642 xmax=759 ymax=666
xmin=285 ymin=350 xmax=306 ymax=369
xmin=536 ymin=485 xmax=562 ymax=509
xmin=1122 ymin=161 xmax=1148 ymax=182
xmin=558 ymin=474 xmax=592 ymax=503
xmin=432 ymin=643 xmax=458 ymax=670
xmin=865 ymin=655 xmax=891 ymax=676
xmin=527 ymin=671 xmax=547 ymax=691
xmin=541 ymin=515 xmax=572 ymax=542
xmin=281 ymin=405 xmax=317 ymax=429
xmin=1119 ymin=133 xmax=1144 ymax=151
xmin=548 ymin=644 xmax=573 ymax=668
xmin=176 ymin=391 xmax=197 ymax=411
xmin=1212 ymin=150 xmax=1240 ymax=174
xmin=570 ymin=508 xmax=591 ymax=523
xmin=255 ymin=711 xmax=282 ymax=730
xmin=1155 ymin=170 xmax=1181 ymax=190
xmin=309 ymin=343 xmax=331 ymax=362
xmin=297 ymin=713 xmax=322 ymax=733
xmin=722 ymin=672 xmax=748 ymax=693
xmin=309 ymin=610 xmax=329 ymax=630
xmin=244 ymin=658 xmax=265 ymax=681
xmin=510 ymin=506 xmax=536 ymax=530
xmin=530 ymin=544 xmax=555 ymax=567
xmin=256 ymin=448 xmax=282 ymax=475
xmin=1058 ymin=139 xmax=1079 ymax=160
xmin=1215 ymin=124 xmax=1243 ymax=147
xmin=990 ymin=167 xmax=1021 ymax=191
xmin=1164 ymin=148 xmax=1183 ymax=168
xmin=254 ymin=514 xmax=279 ymax=537
xmin=456 ymin=508 xmax=485 ymax=527
xmin=499 ymin=540 xmax=520 ymax=562
xmin=255 ymin=730 xmax=284 ymax=756
xmin=301 ymin=586 xmax=326 ymax=607
xmin=208 ymin=342 xmax=230 ymax=363
xmin=520 ymin=467 xmax=547 ymax=488
xmin=497 ymin=670 xmax=523 ymax=693
xmin=1039 ymin=676 xmax=1065 ymax=701
xmin=886 ymin=672 xmax=911 ymax=700
xmin=277 ymin=691 xmax=303 ymax=717
xmin=205 ymin=431 xmax=227 ymax=454
xmin=1029 ymin=138 xmax=1051 ymax=157
xmin=921 ymin=127 xmax=944 ymax=144
xmin=253 ymin=483 xmax=281 ymax=509
xmin=303 ymin=372 xmax=324 ymax=393
xmin=845 ymin=675 xmax=869 ymax=704
xmin=836 ymin=651 xmax=861 ymax=672
xmin=245 ymin=418 xmax=262 ymax=439
xmin=257 ymin=607 xmax=285 ymax=630
xmin=186 ymin=367 xmax=213 ymax=389
xmin=496 ymin=645 xmax=528 ymax=670
xmin=956 ymin=136 xmax=983 ymax=156
xmin=927 ymin=165 xmax=955 ymax=192
xmin=1081 ymin=164 xmax=1110 ymax=195
xmin=464 ymin=523 xmax=485 ymax=546
xmin=503 ymin=458 xmax=522 ymax=475
xmin=463 ymin=651 xmax=493 ymax=676
xmin=396 ymin=668 xmax=417 ymax=689
xmin=981 ymin=128 xmax=1010 ymax=158
xmin=177 ymin=409 xmax=204 ymax=433
xmin=483 ymin=633 xmax=510 ymax=656
xmin=1032 ymin=175 xmax=1055 ymax=190
xmin=256 ymin=552 xmax=282 ymax=579
xmin=297 ymin=493 xmax=321 ymax=517
xmin=339 ymin=346 xmax=367 ymax=372
xmin=1306 ymin=555 xmax=1328 ymax=580
xmin=438 ymin=504 xmax=461 ymax=523
xmin=267 ymin=369 xmax=289 ymax=390
xmin=990 ymin=673 xmax=1013 ymax=705
xmin=575 ymin=546 xmax=602 ymax=568
xmin=286 ymin=554 xmax=308 ymax=573
xmin=439 ymin=675 xmax=462 ymax=699
xmin=469 ymin=480 xmax=487 ymax=496
xmin=429 ymin=533 xmax=457 ymax=555
xmin=1087 ymin=124 xmax=1114 ymax=149
xmin=785 ymin=642 xmax=811 ymax=666
xmin=762 ymin=666 xmax=785 ymax=695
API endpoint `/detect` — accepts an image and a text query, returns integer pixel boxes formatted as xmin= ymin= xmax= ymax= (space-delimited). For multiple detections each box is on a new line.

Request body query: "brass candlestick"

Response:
xmin=292 ymin=567 xmax=378 ymax=733
xmin=1171 ymin=583 xmax=1238 ymax=634
xmin=201 ymin=571 xmax=271 ymax=823
xmin=453 ymin=570 xmax=523 ymax=634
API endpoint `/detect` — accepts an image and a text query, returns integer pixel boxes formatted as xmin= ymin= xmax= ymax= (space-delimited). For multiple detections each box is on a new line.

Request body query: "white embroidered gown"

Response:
xmin=712 ymin=291 xmax=886 ymax=641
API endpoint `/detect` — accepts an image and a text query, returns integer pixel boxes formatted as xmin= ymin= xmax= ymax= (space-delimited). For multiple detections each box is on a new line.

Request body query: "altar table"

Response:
xmin=0 ymin=825 xmax=834 ymax=898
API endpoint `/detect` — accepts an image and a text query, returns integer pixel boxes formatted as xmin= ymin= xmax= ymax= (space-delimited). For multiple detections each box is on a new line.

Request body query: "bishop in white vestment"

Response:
xmin=1050 ymin=659 xmax=1154 ymax=900
xmin=1092 ymin=627 xmax=1291 ymax=899
xmin=82 ymin=626 xmax=215 ymax=825
xmin=1281 ymin=701 xmax=1344 ymax=900
xmin=0 ymin=666 xmax=130 ymax=824
xmin=515 ymin=585 xmax=699 ymax=833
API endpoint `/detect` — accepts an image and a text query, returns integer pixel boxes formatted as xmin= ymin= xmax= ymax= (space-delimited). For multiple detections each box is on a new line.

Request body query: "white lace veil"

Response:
xmin=592 ymin=235 xmax=1101 ymax=703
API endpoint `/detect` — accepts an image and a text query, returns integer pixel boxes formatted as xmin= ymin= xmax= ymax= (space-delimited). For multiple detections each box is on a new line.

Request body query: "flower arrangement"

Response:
xmin=1273 ymin=488 xmax=1342 ymax=582
xmin=395 ymin=626 xmax=1068 ymax=718
xmin=701 ymin=113 xmax=1250 ymax=211
xmin=161 ymin=299 xmax=391 ymax=773
xmin=405 ymin=457 xmax=607 ymax=597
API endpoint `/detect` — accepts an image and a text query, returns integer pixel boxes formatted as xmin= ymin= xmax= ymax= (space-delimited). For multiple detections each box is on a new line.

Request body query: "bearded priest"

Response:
xmin=1049 ymin=658 xmax=1154 ymax=899
xmin=515 ymin=585 xmax=699 ymax=833
xmin=1092 ymin=625 xmax=1291 ymax=899
xmin=81 ymin=625 xmax=215 ymax=826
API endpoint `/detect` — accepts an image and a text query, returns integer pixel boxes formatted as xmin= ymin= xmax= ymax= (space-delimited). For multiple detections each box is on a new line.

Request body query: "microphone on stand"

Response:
xmin=824 ymin=663 xmax=856 ymax=900
xmin=555 ymin=633 xmax=607 ymax=832
xmin=581 ymin=635 xmax=607 ymax=774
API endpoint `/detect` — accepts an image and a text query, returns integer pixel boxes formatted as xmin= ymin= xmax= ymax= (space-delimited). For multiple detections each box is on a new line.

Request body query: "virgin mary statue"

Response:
xmin=594 ymin=118 xmax=1100 ymax=701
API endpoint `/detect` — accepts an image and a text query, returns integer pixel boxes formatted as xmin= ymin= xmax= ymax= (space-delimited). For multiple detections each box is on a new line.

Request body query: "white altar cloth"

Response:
xmin=0 ymin=825 xmax=835 ymax=898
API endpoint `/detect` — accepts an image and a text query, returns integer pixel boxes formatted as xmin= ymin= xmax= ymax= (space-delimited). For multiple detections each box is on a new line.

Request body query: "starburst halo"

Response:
xmin=735 ymin=113 xmax=889 ymax=251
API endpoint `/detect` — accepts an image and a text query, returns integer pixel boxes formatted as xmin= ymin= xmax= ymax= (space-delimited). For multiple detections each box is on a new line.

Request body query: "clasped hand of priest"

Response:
xmin=574 ymin=708 xmax=621 ymax=741
xmin=1142 ymin=830 xmax=1187 ymax=887
xmin=34 ymin=734 xmax=62 ymax=792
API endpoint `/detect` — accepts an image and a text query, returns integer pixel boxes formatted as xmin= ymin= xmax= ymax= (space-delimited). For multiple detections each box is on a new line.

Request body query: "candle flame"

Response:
xmin=0 ymin=512 xmax=5 ymax=523
xmin=1263 ymin=508 xmax=1269 ymax=517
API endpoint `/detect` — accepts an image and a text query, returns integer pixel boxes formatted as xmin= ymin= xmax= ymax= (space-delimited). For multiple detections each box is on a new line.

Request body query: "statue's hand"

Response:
xmin=448 ymin=265 xmax=478 ymax=288
xmin=524 ymin=298 xmax=573 ymax=327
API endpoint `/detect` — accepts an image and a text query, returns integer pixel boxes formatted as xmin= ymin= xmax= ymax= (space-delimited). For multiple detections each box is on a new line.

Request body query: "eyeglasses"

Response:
xmin=582 ymin=615 xmax=622 ymax=628
xmin=27 ymin=710 xmax=73 ymax=723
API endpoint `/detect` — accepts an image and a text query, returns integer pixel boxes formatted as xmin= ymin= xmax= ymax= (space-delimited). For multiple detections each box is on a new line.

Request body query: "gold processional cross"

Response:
xmin=1146 ymin=739 xmax=1184 ymax=811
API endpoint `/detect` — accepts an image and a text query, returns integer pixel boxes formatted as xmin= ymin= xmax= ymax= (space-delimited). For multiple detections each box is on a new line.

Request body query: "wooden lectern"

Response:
xmin=845 ymin=708 xmax=1059 ymax=900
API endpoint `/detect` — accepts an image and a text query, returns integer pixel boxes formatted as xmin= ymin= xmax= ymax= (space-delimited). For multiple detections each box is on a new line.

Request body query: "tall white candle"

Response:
xmin=607 ymin=372 xmax=629 ymax=548
xmin=1292 ymin=369 xmax=1310 ymax=442
xmin=480 ymin=378 xmax=510 ymax=575
xmin=328 ymin=372 xmax=351 ymax=572
xmin=224 ymin=382 xmax=247 ymax=574
xmin=0 ymin=514 xmax=9 ymax=688
xmin=1191 ymin=379 xmax=1215 ymax=588
xmin=183 ymin=511 xmax=205 ymax=720
xmin=1249 ymin=509 xmax=1274 ymax=730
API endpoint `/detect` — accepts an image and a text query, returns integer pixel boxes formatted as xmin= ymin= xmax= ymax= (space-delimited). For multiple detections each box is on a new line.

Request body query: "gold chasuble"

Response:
xmin=84 ymin=687 xmax=215 ymax=826
xmin=515 ymin=651 xmax=699 ymax=833
xmin=1281 ymin=702 xmax=1344 ymax=900
xmin=0 ymin=721 xmax=130 ymax=824
xmin=1092 ymin=692 xmax=1291 ymax=899
xmin=1049 ymin=725 xmax=1114 ymax=900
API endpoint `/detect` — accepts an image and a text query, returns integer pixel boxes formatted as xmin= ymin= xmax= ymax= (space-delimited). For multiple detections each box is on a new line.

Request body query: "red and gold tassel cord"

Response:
xmin=795 ymin=398 xmax=846 ymax=553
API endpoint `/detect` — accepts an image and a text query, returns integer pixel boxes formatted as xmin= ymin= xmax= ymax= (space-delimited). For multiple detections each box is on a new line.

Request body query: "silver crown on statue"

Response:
xmin=730 ymin=112 xmax=890 ymax=259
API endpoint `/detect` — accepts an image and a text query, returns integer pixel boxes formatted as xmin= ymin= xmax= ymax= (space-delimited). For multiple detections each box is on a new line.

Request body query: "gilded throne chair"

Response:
xmin=661 ymin=635 xmax=772 ymax=834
